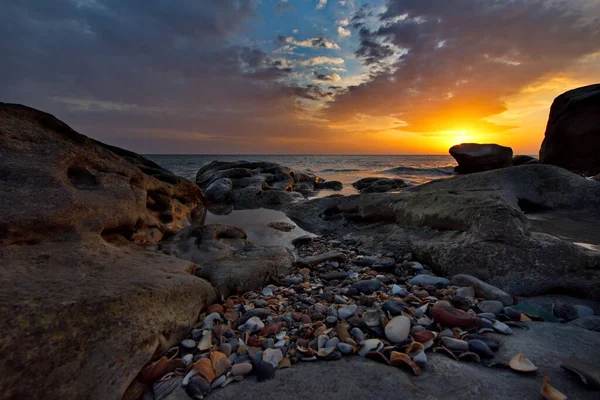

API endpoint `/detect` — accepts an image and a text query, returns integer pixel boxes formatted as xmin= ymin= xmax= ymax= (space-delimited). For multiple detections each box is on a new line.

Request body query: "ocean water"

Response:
xmin=145 ymin=155 xmax=457 ymax=193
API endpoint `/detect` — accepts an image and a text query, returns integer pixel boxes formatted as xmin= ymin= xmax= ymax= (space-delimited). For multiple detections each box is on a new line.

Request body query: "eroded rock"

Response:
xmin=450 ymin=143 xmax=513 ymax=174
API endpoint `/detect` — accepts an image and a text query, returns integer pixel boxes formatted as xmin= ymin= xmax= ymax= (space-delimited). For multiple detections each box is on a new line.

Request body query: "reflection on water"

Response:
xmin=205 ymin=208 xmax=315 ymax=248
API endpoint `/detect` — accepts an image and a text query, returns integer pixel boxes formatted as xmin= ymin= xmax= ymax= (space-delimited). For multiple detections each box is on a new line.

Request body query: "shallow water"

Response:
xmin=146 ymin=154 xmax=457 ymax=187
xmin=205 ymin=208 xmax=314 ymax=248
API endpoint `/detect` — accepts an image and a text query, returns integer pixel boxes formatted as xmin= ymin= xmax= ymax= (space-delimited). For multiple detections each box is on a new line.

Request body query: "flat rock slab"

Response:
xmin=295 ymin=251 xmax=347 ymax=268
xmin=209 ymin=323 xmax=600 ymax=400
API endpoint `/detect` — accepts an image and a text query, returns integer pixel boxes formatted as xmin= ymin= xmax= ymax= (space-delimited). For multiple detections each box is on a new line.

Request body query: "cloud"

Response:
xmin=277 ymin=35 xmax=340 ymax=49
xmin=299 ymin=56 xmax=345 ymax=66
xmin=317 ymin=0 xmax=328 ymax=10
xmin=337 ymin=26 xmax=351 ymax=38
xmin=336 ymin=18 xmax=350 ymax=26
xmin=314 ymin=71 xmax=342 ymax=82
xmin=324 ymin=0 xmax=600 ymax=137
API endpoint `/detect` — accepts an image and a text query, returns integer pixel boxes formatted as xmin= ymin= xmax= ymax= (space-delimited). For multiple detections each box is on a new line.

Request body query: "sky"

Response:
xmin=2 ymin=0 xmax=600 ymax=154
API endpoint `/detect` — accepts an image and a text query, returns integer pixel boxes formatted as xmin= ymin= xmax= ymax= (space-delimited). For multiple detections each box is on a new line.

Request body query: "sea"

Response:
xmin=145 ymin=155 xmax=457 ymax=195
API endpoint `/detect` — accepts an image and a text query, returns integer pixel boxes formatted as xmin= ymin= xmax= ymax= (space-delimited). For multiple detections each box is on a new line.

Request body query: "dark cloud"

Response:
xmin=325 ymin=0 xmax=600 ymax=134
xmin=0 ymin=0 xmax=320 ymax=153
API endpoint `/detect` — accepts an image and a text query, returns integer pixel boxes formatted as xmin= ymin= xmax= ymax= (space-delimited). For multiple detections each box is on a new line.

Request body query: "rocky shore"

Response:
xmin=1 ymin=84 xmax=599 ymax=400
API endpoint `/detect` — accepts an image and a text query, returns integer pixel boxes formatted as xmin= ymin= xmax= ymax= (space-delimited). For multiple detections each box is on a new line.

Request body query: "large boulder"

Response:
xmin=195 ymin=160 xmax=342 ymax=212
xmin=540 ymin=84 xmax=600 ymax=175
xmin=286 ymin=165 xmax=600 ymax=299
xmin=352 ymin=177 xmax=409 ymax=193
xmin=160 ymin=224 xmax=294 ymax=298
xmin=0 ymin=103 xmax=217 ymax=399
xmin=450 ymin=143 xmax=513 ymax=174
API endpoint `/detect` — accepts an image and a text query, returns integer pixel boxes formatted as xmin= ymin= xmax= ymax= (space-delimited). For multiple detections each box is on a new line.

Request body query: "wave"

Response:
xmin=382 ymin=166 xmax=456 ymax=176
xmin=319 ymin=168 xmax=362 ymax=173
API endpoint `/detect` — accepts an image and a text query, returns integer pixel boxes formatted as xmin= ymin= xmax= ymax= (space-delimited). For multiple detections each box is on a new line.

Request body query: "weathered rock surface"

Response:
xmin=208 ymin=323 xmax=600 ymax=400
xmin=450 ymin=143 xmax=513 ymax=174
xmin=352 ymin=177 xmax=409 ymax=193
xmin=195 ymin=160 xmax=342 ymax=211
xmin=160 ymin=224 xmax=294 ymax=297
xmin=512 ymin=155 xmax=538 ymax=166
xmin=0 ymin=103 xmax=217 ymax=399
xmin=540 ymin=84 xmax=600 ymax=175
xmin=286 ymin=165 xmax=600 ymax=299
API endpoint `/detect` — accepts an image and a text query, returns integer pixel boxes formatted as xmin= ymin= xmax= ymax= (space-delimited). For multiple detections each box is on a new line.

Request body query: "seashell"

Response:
xmin=153 ymin=373 xmax=182 ymax=400
xmin=358 ymin=339 xmax=382 ymax=357
xmin=458 ymin=351 xmax=481 ymax=363
xmin=413 ymin=330 xmax=436 ymax=343
xmin=276 ymin=330 xmax=287 ymax=340
xmin=140 ymin=357 xmax=170 ymax=384
xmin=390 ymin=351 xmax=422 ymax=376
xmin=509 ymin=353 xmax=538 ymax=373
xmin=197 ymin=331 xmax=213 ymax=351
xmin=186 ymin=376 xmax=211 ymax=399
xmin=231 ymin=362 xmax=253 ymax=376
xmin=213 ymin=358 xmax=231 ymax=378
xmin=317 ymin=347 xmax=335 ymax=357
xmin=433 ymin=346 xmax=458 ymax=361
xmin=365 ymin=351 xmax=390 ymax=365
xmin=193 ymin=358 xmax=216 ymax=383
xmin=337 ymin=342 xmax=354 ymax=355
xmin=362 ymin=310 xmax=381 ymax=327
xmin=263 ymin=348 xmax=284 ymax=368
xmin=296 ymin=345 xmax=314 ymax=356
xmin=404 ymin=341 xmax=424 ymax=357
xmin=167 ymin=358 xmax=186 ymax=374
xmin=207 ymin=304 xmax=225 ymax=315
xmin=413 ymin=351 xmax=427 ymax=367
xmin=493 ymin=320 xmax=514 ymax=334
xmin=274 ymin=339 xmax=288 ymax=348
xmin=560 ymin=356 xmax=600 ymax=389
xmin=182 ymin=369 xmax=198 ymax=386
xmin=202 ymin=312 xmax=222 ymax=330
xmin=520 ymin=313 xmax=532 ymax=322
xmin=210 ymin=375 xmax=226 ymax=390
xmin=317 ymin=334 xmax=329 ymax=349
xmin=336 ymin=321 xmax=351 ymax=342
xmin=278 ymin=357 xmax=292 ymax=368
xmin=262 ymin=284 xmax=278 ymax=297
xmin=541 ymin=377 xmax=567 ymax=400
xmin=422 ymin=340 xmax=435 ymax=350
xmin=210 ymin=351 xmax=226 ymax=368
xmin=438 ymin=328 xmax=454 ymax=339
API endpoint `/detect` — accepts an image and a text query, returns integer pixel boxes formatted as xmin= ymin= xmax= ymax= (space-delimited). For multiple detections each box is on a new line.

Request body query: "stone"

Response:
xmin=477 ymin=300 xmax=504 ymax=315
xmin=231 ymin=363 xmax=253 ymax=376
xmin=384 ymin=316 xmax=411 ymax=343
xmin=567 ymin=316 xmax=600 ymax=332
xmin=432 ymin=301 xmax=484 ymax=328
xmin=325 ymin=316 xmax=338 ymax=325
xmin=267 ymin=221 xmax=296 ymax=232
xmin=352 ymin=177 xmax=408 ymax=193
xmin=320 ymin=271 xmax=348 ymax=281
xmin=467 ymin=340 xmax=495 ymax=358
xmin=162 ymin=224 xmax=294 ymax=298
xmin=314 ymin=180 xmax=343 ymax=191
xmin=351 ymin=279 xmax=382 ymax=294
xmin=456 ymin=287 xmax=475 ymax=298
xmin=382 ymin=299 xmax=406 ymax=316
xmin=338 ymin=305 xmax=358 ymax=320
xmin=0 ymin=103 xmax=219 ymax=400
xmin=295 ymin=252 xmax=347 ymax=268
xmin=540 ymin=84 xmax=600 ymax=175
xmin=441 ymin=337 xmax=469 ymax=352
xmin=512 ymin=155 xmax=538 ymax=166
xmin=574 ymin=305 xmax=595 ymax=318
xmin=408 ymin=275 xmax=451 ymax=287
xmin=204 ymin=178 xmax=233 ymax=204
xmin=552 ymin=300 xmax=579 ymax=321
xmin=451 ymin=275 xmax=514 ymax=306
xmin=449 ymin=143 xmax=513 ymax=174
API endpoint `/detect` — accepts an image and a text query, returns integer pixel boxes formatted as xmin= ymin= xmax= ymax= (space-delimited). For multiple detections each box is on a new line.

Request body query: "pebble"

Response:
xmin=351 ymin=279 xmax=382 ymax=294
xmin=456 ymin=287 xmax=475 ymax=298
xmin=553 ymin=300 xmax=579 ymax=321
xmin=441 ymin=337 xmax=469 ymax=352
xmin=478 ymin=300 xmax=504 ymax=315
xmin=337 ymin=342 xmax=354 ymax=354
xmin=574 ymin=305 xmax=595 ymax=318
xmin=314 ymin=303 xmax=328 ymax=314
xmin=468 ymin=339 xmax=495 ymax=358
xmin=231 ymin=362 xmax=253 ymax=376
xmin=451 ymin=274 xmax=514 ymax=306
xmin=408 ymin=275 xmax=450 ymax=287
xmin=338 ymin=305 xmax=358 ymax=320
xmin=391 ymin=284 xmax=408 ymax=296
xmin=181 ymin=339 xmax=196 ymax=349
xmin=358 ymin=338 xmax=382 ymax=357
xmin=413 ymin=352 xmax=427 ymax=367
xmin=362 ymin=310 xmax=381 ymax=327
xmin=325 ymin=316 xmax=338 ymax=325
xmin=492 ymin=320 xmax=513 ymax=334
xmin=382 ymin=299 xmax=405 ymax=315
xmin=385 ymin=316 xmax=411 ymax=343
xmin=261 ymin=339 xmax=274 ymax=349
xmin=334 ymin=295 xmax=347 ymax=305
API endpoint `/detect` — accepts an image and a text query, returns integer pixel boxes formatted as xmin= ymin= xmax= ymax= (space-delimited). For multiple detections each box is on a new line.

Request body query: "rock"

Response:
xmin=384 ymin=316 xmax=411 ymax=343
xmin=351 ymin=279 xmax=382 ymax=295
xmin=441 ymin=337 xmax=469 ymax=352
xmin=451 ymin=275 xmax=514 ymax=306
xmin=382 ymin=299 xmax=406 ymax=316
xmin=552 ymin=300 xmax=579 ymax=321
xmin=0 ymin=103 xmax=218 ymax=399
xmin=574 ymin=305 xmax=595 ymax=318
xmin=338 ymin=305 xmax=358 ymax=320
xmin=477 ymin=300 xmax=504 ymax=315
xmin=204 ymin=178 xmax=233 ymax=204
xmin=291 ymin=235 xmax=313 ymax=247
xmin=267 ymin=221 xmax=296 ymax=232
xmin=320 ymin=271 xmax=348 ymax=281
xmin=161 ymin=224 xmax=294 ymax=298
xmin=456 ymin=287 xmax=475 ymax=298
xmin=512 ymin=155 xmax=538 ymax=166
xmin=195 ymin=160 xmax=341 ymax=210
xmin=352 ymin=177 xmax=408 ymax=193
xmin=432 ymin=301 xmax=484 ymax=328
xmin=408 ymin=275 xmax=450 ymax=287
xmin=567 ymin=316 xmax=600 ymax=332
xmin=286 ymin=165 xmax=600 ymax=300
xmin=540 ymin=84 xmax=600 ymax=175
xmin=231 ymin=363 xmax=253 ymax=376
xmin=295 ymin=251 xmax=347 ymax=268
xmin=449 ymin=143 xmax=513 ymax=174
xmin=467 ymin=340 xmax=495 ymax=358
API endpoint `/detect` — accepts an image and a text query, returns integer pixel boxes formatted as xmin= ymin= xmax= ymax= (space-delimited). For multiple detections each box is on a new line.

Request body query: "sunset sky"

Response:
xmin=2 ymin=0 xmax=600 ymax=154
